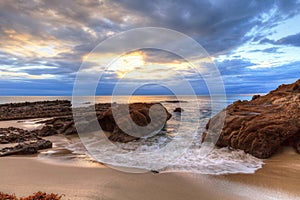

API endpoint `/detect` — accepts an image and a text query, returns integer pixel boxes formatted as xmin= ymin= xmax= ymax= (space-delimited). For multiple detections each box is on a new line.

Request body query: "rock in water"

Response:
xmin=99 ymin=103 xmax=172 ymax=142
xmin=36 ymin=103 xmax=171 ymax=143
xmin=204 ymin=79 xmax=300 ymax=158
xmin=173 ymin=107 xmax=184 ymax=113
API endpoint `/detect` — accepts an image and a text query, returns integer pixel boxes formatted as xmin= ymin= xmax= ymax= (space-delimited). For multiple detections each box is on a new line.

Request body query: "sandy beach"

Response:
xmin=1 ymin=147 xmax=299 ymax=200
xmin=0 ymin=108 xmax=300 ymax=200
xmin=1 ymin=0 xmax=300 ymax=198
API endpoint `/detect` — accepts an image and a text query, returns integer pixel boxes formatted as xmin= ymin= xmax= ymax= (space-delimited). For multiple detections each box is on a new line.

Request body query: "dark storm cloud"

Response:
xmin=249 ymin=47 xmax=281 ymax=53
xmin=260 ymin=32 xmax=300 ymax=47
xmin=275 ymin=32 xmax=300 ymax=47
xmin=216 ymin=59 xmax=254 ymax=75
xmin=112 ymin=0 xmax=300 ymax=54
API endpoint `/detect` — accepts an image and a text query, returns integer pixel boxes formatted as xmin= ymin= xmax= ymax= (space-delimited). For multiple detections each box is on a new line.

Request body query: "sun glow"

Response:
xmin=109 ymin=51 xmax=145 ymax=78
xmin=82 ymin=49 xmax=209 ymax=81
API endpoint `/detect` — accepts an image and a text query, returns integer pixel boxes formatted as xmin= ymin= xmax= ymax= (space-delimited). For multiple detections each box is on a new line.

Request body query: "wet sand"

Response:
xmin=0 ymin=149 xmax=299 ymax=200
xmin=217 ymin=147 xmax=300 ymax=196
xmin=0 ymin=118 xmax=49 ymax=130
xmin=1 ymin=120 xmax=300 ymax=199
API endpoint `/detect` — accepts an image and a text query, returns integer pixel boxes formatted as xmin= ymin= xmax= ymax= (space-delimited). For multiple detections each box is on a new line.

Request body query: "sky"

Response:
xmin=0 ymin=0 xmax=300 ymax=96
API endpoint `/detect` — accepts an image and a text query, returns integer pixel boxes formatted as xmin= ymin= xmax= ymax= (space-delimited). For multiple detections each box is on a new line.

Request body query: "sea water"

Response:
xmin=0 ymin=95 xmax=263 ymax=174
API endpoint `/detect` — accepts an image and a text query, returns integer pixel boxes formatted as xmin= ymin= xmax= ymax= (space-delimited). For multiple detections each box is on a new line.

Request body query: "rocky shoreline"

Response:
xmin=0 ymin=100 xmax=72 ymax=121
xmin=0 ymin=102 xmax=172 ymax=156
xmin=204 ymin=79 xmax=300 ymax=158
xmin=1 ymin=79 xmax=299 ymax=159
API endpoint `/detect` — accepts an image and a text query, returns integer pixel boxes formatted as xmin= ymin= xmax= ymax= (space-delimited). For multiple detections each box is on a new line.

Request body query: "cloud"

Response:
xmin=0 ymin=0 xmax=300 ymax=95
xmin=275 ymin=32 xmax=300 ymax=47
xmin=0 ymin=68 xmax=59 ymax=80
xmin=112 ymin=0 xmax=300 ymax=54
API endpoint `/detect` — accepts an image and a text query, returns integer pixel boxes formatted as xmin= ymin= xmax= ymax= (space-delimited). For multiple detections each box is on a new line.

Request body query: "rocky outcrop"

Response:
xmin=0 ymin=127 xmax=52 ymax=156
xmin=0 ymin=100 xmax=71 ymax=120
xmin=204 ymin=79 xmax=300 ymax=158
xmin=36 ymin=102 xmax=172 ymax=143
xmin=0 ymin=139 xmax=52 ymax=157
xmin=0 ymin=127 xmax=39 ymax=144
xmin=0 ymin=102 xmax=172 ymax=144
xmin=99 ymin=103 xmax=172 ymax=142
xmin=0 ymin=101 xmax=172 ymax=156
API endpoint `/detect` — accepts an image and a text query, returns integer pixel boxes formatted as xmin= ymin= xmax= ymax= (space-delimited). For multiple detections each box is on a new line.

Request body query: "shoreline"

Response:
xmin=217 ymin=147 xmax=300 ymax=195
xmin=0 ymin=152 xmax=299 ymax=200
xmin=1 ymin=97 xmax=299 ymax=200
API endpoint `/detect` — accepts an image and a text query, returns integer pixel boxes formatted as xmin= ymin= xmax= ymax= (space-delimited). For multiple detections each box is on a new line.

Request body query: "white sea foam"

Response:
xmin=163 ymin=147 xmax=263 ymax=175
xmin=61 ymin=133 xmax=263 ymax=175
xmin=35 ymin=95 xmax=263 ymax=175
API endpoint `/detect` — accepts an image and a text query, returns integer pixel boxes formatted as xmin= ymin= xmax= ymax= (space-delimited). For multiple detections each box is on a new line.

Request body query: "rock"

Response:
xmin=108 ymin=128 xmax=138 ymax=143
xmin=252 ymin=94 xmax=260 ymax=100
xmin=162 ymin=100 xmax=188 ymax=103
xmin=98 ymin=108 xmax=115 ymax=132
xmin=0 ymin=127 xmax=39 ymax=143
xmin=38 ymin=125 xmax=58 ymax=136
xmin=99 ymin=103 xmax=172 ymax=142
xmin=61 ymin=122 xmax=77 ymax=135
xmin=174 ymin=107 xmax=184 ymax=113
xmin=0 ymin=100 xmax=72 ymax=121
xmin=35 ymin=139 xmax=52 ymax=149
xmin=293 ymin=140 xmax=300 ymax=153
xmin=21 ymin=145 xmax=38 ymax=155
xmin=0 ymin=102 xmax=171 ymax=147
xmin=204 ymin=79 xmax=300 ymax=158
xmin=0 ymin=139 xmax=52 ymax=157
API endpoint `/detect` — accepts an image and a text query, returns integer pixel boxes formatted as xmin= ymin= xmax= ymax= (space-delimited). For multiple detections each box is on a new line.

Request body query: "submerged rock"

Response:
xmin=173 ymin=107 xmax=184 ymax=113
xmin=204 ymin=79 xmax=300 ymax=158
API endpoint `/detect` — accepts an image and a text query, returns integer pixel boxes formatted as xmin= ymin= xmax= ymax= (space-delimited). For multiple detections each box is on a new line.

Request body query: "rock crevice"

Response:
xmin=204 ymin=79 xmax=300 ymax=158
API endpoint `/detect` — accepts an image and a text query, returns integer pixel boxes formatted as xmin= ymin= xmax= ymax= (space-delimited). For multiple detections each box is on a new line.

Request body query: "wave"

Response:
xmin=47 ymin=135 xmax=263 ymax=175
xmin=163 ymin=147 xmax=263 ymax=175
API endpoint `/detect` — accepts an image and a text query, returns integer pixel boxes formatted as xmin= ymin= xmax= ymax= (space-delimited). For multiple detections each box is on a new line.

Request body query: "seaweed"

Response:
xmin=0 ymin=191 xmax=63 ymax=200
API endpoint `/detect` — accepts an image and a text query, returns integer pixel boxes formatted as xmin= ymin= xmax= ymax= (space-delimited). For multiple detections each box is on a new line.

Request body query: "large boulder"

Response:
xmin=99 ymin=103 xmax=172 ymax=142
xmin=35 ymin=103 xmax=171 ymax=143
xmin=204 ymin=79 xmax=300 ymax=158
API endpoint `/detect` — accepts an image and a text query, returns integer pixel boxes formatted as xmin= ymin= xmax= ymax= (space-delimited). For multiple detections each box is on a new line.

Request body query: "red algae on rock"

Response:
xmin=0 ymin=191 xmax=63 ymax=200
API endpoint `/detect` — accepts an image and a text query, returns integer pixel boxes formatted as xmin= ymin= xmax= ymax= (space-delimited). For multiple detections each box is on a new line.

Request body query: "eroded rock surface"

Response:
xmin=98 ymin=103 xmax=172 ymax=142
xmin=204 ymin=79 xmax=300 ymax=158
xmin=0 ymin=127 xmax=52 ymax=156
xmin=0 ymin=139 xmax=52 ymax=156
xmin=0 ymin=101 xmax=172 ymax=152
xmin=0 ymin=100 xmax=71 ymax=120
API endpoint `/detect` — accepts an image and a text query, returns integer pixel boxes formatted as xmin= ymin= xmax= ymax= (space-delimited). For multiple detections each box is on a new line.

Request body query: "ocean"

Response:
xmin=0 ymin=95 xmax=263 ymax=175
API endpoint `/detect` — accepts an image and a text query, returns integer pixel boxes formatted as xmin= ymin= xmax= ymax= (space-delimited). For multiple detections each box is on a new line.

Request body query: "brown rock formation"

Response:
xmin=99 ymin=103 xmax=172 ymax=142
xmin=0 ymin=100 xmax=71 ymax=120
xmin=32 ymin=102 xmax=171 ymax=143
xmin=204 ymin=79 xmax=300 ymax=158
xmin=0 ymin=127 xmax=52 ymax=156
xmin=0 ymin=139 xmax=52 ymax=157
